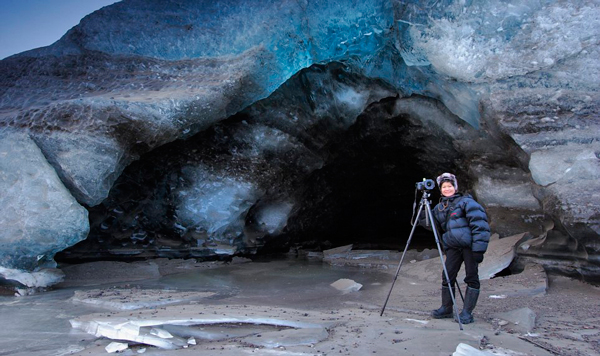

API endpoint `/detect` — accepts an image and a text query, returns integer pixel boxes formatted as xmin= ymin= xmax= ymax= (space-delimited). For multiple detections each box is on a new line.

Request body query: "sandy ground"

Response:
xmin=0 ymin=255 xmax=598 ymax=356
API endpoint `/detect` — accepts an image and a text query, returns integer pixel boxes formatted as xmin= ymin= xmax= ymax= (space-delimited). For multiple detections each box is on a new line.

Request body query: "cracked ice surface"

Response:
xmin=70 ymin=304 xmax=328 ymax=350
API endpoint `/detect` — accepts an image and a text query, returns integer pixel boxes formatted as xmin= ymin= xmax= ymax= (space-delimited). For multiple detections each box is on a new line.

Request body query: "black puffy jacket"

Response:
xmin=431 ymin=193 xmax=490 ymax=253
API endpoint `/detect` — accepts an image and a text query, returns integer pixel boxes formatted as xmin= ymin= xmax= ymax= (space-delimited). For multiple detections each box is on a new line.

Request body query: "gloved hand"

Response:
xmin=473 ymin=252 xmax=484 ymax=264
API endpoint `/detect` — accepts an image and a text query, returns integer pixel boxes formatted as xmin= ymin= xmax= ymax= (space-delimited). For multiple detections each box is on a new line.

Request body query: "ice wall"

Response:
xmin=76 ymin=63 xmax=396 ymax=259
xmin=176 ymin=166 xmax=262 ymax=247
xmin=399 ymin=0 xmax=598 ymax=82
xmin=22 ymin=0 xmax=395 ymax=102
xmin=0 ymin=131 xmax=89 ymax=282
xmin=0 ymin=0 xmax=598 ymax=279
xmin=0 ymin=0 xmax=397 ymax=208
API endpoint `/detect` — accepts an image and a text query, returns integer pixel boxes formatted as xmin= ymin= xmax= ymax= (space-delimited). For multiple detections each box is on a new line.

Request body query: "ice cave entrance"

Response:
xmin=286 ymin=106 xmax=445 ymax=251
xmin=58 ymin=91 xmax=472 ymax=263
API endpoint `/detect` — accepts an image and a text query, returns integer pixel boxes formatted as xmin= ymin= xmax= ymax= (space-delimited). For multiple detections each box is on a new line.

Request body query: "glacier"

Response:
xmin=0 ymin=0 xmax=599 ymax=283
xmin=0 ymin=131 xmax=89 ymax=284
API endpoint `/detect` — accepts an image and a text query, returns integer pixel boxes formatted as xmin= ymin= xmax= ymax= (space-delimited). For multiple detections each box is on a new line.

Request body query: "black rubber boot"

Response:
xmin=431 ymin=286 xmax=454 ymax=319
xmin=458 ymin=287 xmax=480 ymax=324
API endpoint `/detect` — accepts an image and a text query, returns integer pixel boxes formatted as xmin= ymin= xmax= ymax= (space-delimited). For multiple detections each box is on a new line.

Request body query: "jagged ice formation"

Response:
xmin=0 ymin=0 xmax=598 ymax=285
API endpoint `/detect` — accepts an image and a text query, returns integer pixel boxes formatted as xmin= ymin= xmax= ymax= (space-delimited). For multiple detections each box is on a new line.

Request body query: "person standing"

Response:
xmin=425 ymin=172 xmax=490 ymax=324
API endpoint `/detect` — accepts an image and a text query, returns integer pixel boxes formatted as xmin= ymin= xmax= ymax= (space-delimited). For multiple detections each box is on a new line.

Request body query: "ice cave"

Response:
xmin=0 ymin=1 xmax=599 ymax=354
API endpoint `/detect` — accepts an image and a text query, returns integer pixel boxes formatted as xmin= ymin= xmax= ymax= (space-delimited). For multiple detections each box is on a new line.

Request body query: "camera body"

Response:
xmin=416 ymin=178 xmax=435 ymax=191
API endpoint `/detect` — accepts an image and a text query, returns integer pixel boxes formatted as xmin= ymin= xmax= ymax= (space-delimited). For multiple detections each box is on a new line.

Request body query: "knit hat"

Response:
xmin=436 ymin=172 xmax=458 ymax=191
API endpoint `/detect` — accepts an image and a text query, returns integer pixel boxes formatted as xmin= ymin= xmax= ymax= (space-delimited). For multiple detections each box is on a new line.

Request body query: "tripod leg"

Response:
xmin=380 ymin=202 xmax=425 ymax=316
xmin=454 ymin=281 xmax=465 ymax=303
xmin=425 ymin=202 xmax=464 ymax=331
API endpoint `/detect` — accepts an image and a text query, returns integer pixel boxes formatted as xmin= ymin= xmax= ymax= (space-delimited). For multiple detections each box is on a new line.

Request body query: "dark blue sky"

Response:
xmin=0 ymin=0 xmax=120 ymax=59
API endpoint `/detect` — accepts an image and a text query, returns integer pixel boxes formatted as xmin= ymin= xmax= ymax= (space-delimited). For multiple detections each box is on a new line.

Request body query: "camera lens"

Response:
xmin=424 ymin=179 xmax=435 ymax=190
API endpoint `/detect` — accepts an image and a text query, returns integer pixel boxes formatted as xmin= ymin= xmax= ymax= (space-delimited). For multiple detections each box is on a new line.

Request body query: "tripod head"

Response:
xmin=411 ymin=184 xmax=435 ymax=226
xmin=415 ymin=178 xmax=435 ymax=206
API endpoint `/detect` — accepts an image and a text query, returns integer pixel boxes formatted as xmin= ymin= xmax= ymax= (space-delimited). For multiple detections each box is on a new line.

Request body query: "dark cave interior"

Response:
xmin=56 ymin=97 xmax=472 ymax=263
xmin=285 ymin=109 xmax=446 ymax=251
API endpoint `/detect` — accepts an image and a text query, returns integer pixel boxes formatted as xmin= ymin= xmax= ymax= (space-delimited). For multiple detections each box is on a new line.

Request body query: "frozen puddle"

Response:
xmin=71 ymin=287 xmax=216 ymax=310
xmin=70 ymin=304 xmax=330 ymax=350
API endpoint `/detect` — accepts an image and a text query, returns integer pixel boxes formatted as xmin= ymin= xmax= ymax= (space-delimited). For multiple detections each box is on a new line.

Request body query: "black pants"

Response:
xmin=442 ymin=247 xmax=480 ymax=290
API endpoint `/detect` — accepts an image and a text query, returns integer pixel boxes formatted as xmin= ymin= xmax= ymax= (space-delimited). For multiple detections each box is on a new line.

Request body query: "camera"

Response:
xmin=415 ymin=178 xmax=435 ymax=191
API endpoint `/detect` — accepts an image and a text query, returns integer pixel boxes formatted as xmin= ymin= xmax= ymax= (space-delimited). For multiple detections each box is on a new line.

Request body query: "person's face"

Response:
xmin=441 ymin=181 xmax=456 ymax=197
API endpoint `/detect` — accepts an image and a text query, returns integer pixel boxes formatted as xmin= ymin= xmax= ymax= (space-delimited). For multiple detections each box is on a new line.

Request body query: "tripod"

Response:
xmin=380 ymin=190 xmax=464 ymax=330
